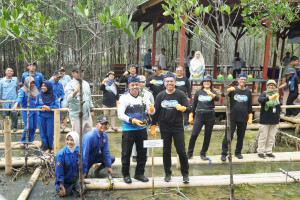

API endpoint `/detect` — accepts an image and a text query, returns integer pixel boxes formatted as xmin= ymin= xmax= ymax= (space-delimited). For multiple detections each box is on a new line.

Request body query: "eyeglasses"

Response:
xmin=153 ymin=70 xmax=158 ymax=72
xmin=100 ymin=122 xmax=109 ymax=125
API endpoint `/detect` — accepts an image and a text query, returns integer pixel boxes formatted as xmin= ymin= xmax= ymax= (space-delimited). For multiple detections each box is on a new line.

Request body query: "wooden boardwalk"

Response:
xmin=86 ymin=171 xmax=300 ymax=190
xmin=1 ymin=151 xmax=299 ymax=169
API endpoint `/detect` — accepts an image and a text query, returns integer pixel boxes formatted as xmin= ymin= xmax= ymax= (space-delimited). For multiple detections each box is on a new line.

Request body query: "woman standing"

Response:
xmin=12 ymin=77 xmax=38 ymax=148
xmin=187 ymin=75 xmax=219 ymax=160
xmin=257 ymin=80 xmax=280 ymax=158
xmin=55 ymin=131 xmax=86 ymax=197
xmin=100 ymin=71 xmax=119 ymax=131
xmin=189 ymin=51 xmax=205 ymax=79
xmin=36 ymin=81 xmax=59 ymax=153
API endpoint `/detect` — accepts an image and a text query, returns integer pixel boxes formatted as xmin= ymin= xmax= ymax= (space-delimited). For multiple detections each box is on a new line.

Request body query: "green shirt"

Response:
xmin=282 ymin=64 xmax=295 ymax=78
xmin=64 ymin=78 xmax=94 ymax=119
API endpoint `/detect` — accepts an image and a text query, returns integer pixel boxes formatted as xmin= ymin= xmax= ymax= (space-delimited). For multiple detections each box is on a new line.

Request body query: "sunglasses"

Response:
xmin=153 ymin=69 xmax=158 ymax=72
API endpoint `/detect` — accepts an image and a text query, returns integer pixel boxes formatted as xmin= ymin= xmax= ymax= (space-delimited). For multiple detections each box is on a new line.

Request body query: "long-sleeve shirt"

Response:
xmin=15 ymin=89 xmax=36 ymax=109
xmin=49 ymin=75 xmax=72 ymax=88
xmin=258 ymin=92 xmax=280 ymax=125
xmin=55 ymin=146 xmax=79 ymax=190
xmin=226 ymin=87 xmax=252 ymax=122
xmin=82 ymin=129 xmax=112 ymax=175
xmin=119 ymin=74 xmax=137 ymax=86
xmin=0 ymin=77 xmax=18 ymax=100
xmin=118 ymin=91 xmax=153 ymax=131
xmin=100 ymin=82 xmax=119 ymax=107
xmin=64 ymin=78 xmax=94 ymax=119
xmin=35 ymin=94 xmax=59 ymax=117
xmin=21 ymin=71 xmax=44 ymax=90
xmin=50 ymin=79 xmax=64 ymax=101
xmin=192 ymin=89 xmax=219 ymax=121
xmin=146 ymin=74 xmax=164 ymax=99
xmin=175 ymin=76 xmax=191 ymax=99
xmin=152 ymin=89 xmax=191 ymax=133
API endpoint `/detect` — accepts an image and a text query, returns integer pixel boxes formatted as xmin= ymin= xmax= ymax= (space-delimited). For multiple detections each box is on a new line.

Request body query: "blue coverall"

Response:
xmin=21 ymin=72 xmax=44 ymax=90
xmin=35 ymin=94 xmax=59 ymax=150
xmin=55 ymin=146 xmax=86 ymax=196
xmin=0 ymin=77 xmax=18 ymax=129
xmin=15 ymin=89 xmax=38 ymax=143
xmin=82 ymin=129 xmax=115 ymax=176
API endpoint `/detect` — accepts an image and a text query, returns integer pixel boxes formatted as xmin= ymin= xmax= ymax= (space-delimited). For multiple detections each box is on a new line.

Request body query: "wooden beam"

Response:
xmin=143 ymin=22 xmax=152 ymax=31
xmin=17 ymin=167 xmax=41 ymax=200
xmin=179 ymin=16 xmax=186 ymax=67
xmin=272 ymin=32 xmax=280 ymax=79
xmin=156 ymin=16 xmax=171 ymax=32
xmin=5 ymin=116 xmax=12 ymax=176
xmin=141 ymin=0 xmax=163 ymax=13
xmin=262 ymin=31 xmax=271 ymax=82
xmin=152 ymin=9 xmax=164 ymax=66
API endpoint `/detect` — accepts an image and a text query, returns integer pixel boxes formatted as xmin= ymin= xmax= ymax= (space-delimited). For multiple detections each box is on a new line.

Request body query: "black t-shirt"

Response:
xmin=175 ymin=76 xmax=191 ymax=98
xmin=192 ymin=89 xmax=219 ymax=121
xmin=152 ymin=89 xmax=191 ymax=133
xmin=258 ymin=92 xmax=280 ymax=125
xmin=228 ymin=87 xmax=252 ymax=122
xmin=287 ymin=76 xmax=300 ymax=93
xmin=100 ymin=83 xmax=120 ymax=107
xmin=119 ymin=74 xmax=137 ymax=86
xmin=146 ymin=74 xmax=164 ymax=99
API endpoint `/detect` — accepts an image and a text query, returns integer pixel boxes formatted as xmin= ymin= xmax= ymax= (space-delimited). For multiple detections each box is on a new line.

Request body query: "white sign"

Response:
xmin=144 ymin=140 xmax=164 ymax=148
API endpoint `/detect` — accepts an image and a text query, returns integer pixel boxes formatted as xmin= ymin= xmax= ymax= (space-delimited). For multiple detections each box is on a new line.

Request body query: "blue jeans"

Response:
xmin=2 ymin=102 xmax=18 ymax=129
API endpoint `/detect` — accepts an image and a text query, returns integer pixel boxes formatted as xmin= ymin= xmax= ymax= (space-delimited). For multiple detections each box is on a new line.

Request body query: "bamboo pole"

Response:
xmin=54 ymin=110 xmax=61 ymax=154
xmin=17 ymin=167 xmax=41 ymax=200
xmin=4 ymin=116 xmax=12 ymax=175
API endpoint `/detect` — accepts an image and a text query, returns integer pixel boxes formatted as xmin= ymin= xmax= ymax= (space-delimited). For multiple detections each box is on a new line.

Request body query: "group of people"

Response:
xmin=1 ymin=54 xmax=299 ymax=197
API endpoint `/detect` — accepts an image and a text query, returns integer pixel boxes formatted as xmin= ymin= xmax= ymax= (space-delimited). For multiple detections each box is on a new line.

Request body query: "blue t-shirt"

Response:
xmin=144 ymin=52 xmax=151 ymax=66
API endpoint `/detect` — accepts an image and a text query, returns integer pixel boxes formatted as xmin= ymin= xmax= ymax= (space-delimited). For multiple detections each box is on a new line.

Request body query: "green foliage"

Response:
xmin=241 ymin=0 xmax=300 ymax=36
xmin=0 ymin=1 xmax=58 ymax=62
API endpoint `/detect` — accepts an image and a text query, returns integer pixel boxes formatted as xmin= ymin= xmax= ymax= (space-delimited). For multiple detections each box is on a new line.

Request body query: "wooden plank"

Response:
xmin=17 ymin=167 xmax=41 ymax=200
xmin=0 ymin=141 xmax=42 ymax=150
xmin=86 ymin=171 xmax=300 ymax=190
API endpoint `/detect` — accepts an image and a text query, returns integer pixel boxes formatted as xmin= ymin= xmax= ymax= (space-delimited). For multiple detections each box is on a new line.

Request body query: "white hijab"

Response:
xmin=190 ymin=51 xmax=205 ymax=71
xmin=66 ymin=131 xmax=79 ymax=153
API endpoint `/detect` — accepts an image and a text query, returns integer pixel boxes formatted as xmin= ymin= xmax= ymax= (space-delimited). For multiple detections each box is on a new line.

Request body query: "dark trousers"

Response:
xmin=183 ymin=111 xmax=189 ymax=126
xmin=185 ymin=66 xmax=190 ymax=79
xmin=187 ymin=118 xmax=215 ymax=156
xmin=160 ymin=130 xmax=189 ymax=176
xmin=222 ymin=120 xmax=247 ymax=156
xmin=121 ymin=129 xmax=148 ymax=177
xmin=233 ymin=69 xmax=241 ymax=79
xmin=56 ymin=175 xmax=87 ymax=197
xmin=286 ymin=92 xmax=300 ymax=116
xmin=87 ymin=154 xmax=115 ymax=177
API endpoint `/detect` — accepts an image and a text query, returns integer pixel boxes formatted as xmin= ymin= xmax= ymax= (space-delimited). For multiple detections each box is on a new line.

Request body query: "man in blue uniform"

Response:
xmin=0 ymin=68 xmax=18 ymax=132
xmin=21 ymin=62 xmax=44 ymax=90
xmin=50 ymin=70 xmax=64 ymax=104
xmin=82 ymin=116 xmax=115 ymax=181
xmin=118 ymin=76 xmax=155 ymax=183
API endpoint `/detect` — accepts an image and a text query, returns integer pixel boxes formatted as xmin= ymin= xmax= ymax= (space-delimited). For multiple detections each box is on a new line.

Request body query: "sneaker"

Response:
xmin=235 ymin=154 xmax=243 ymax=159
xmin=200 ymin=154 xmax=209 ymax=160
xmin=187 ymin=154 xmax=193 ymax=159
xmin=123 ymin=176 xmax=132 ymax=183
xmin=134 ymin=175 xmax=149 ymax=182
xmin=266 ymin=153 xmax=275 ymax=158
xmin=258 ymin=153 xmax=265 ymax=159
xmin=132 ymin=156 xmax=137 ymax=162
xmin=221 ymin=155 xmax=227 ymax=161
xmin=183 ymin=175 xmax=189 ymax=183
xmin=184 ymin=125 xmax=189 ymax=129
xmin=164 ymin=174 xmax=171 ymax=182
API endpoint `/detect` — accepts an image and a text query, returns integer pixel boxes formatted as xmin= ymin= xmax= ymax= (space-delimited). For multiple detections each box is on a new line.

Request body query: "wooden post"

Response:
xmin=272 ymin=32 xmax=280 ymax=79
xmin=17 ymin=167 xmax=41 ymax=200
xmin=4 ymin=116 xmax=12 ymax=176
xmin=54 ymin=110 xmax=61 ymax=154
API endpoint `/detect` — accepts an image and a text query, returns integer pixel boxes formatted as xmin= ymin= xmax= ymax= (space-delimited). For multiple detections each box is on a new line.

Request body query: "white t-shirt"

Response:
xmin=157 ymin=54 xmax=167 ymax=69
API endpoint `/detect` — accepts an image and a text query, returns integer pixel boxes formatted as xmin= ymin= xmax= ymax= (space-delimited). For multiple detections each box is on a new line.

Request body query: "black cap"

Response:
xmin=96 ymin=115 xmax=109 ymax=124
xmin=72 ymin=66 xmax=85 ymax=72
xmin=54 ymin=70 xmax=62 ymax=77
xmin=59 ymin=67 xmax=66 ymax=71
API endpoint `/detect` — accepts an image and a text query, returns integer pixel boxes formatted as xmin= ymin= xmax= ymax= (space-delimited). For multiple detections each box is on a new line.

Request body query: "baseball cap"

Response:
xmin=96 ymin=115 xmax=109 ymax=124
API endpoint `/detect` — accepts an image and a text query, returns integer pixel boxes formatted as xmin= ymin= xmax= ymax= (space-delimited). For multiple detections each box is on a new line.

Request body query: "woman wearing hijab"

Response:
xmin=13 ymin=76 xmax=39 ymax=148
xmin=189 ymin=51 xmax=205 ymax=79
xmin=187 ymin=75 xmax=219 ymax=160
xmin=257 ymin=80 xmax=280 ymax=158
xmin=55 ymin=131 xmax=86 ymax=197
xmin=36 ymin=81 xmax=59 ymax=153
xmin=100 ymin=71 xmax=119 ymax=131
